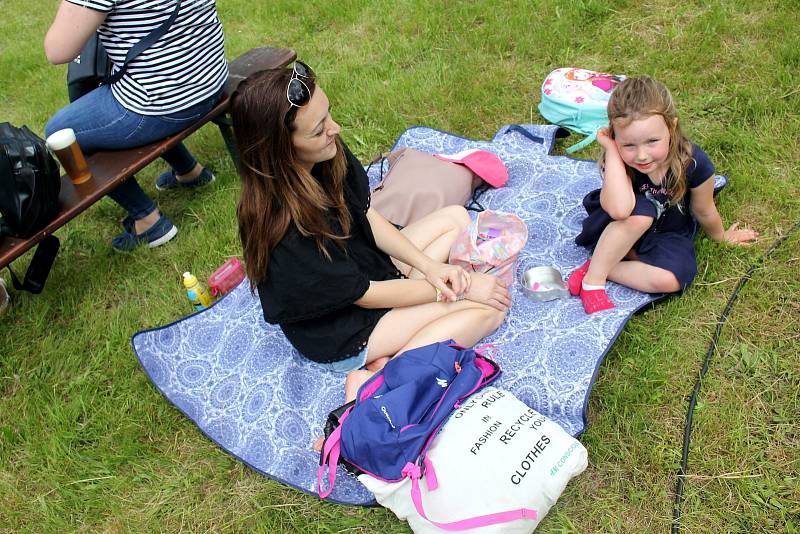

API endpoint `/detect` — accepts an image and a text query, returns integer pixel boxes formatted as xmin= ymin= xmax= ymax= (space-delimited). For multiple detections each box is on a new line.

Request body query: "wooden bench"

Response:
xmin=0 ymin=47 xmax=295 ymax=288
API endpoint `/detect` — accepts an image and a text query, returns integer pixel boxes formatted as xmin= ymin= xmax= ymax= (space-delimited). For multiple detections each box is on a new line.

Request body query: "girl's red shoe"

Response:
xmin=567 ymin=259 xmax=591 ymax=296
xmin=580 ymin=287 xmax=615 ymax=314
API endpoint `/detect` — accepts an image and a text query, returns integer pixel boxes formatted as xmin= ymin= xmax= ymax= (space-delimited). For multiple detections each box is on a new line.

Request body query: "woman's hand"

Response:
xmin=723 ymin=222 xmax=759 ymax=245
xmin=425 ymin=262 xmax=470 ymax=302
xmin=463 ymin=272 xmax=511 ymax=311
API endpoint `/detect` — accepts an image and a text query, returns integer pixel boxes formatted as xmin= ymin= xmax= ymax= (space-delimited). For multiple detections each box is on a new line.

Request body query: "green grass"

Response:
xmin=1 ymin=0 xmax=799 ymax=532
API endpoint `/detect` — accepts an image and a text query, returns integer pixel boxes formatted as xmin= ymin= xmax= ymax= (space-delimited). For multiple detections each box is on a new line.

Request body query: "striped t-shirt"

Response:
xmin=68 ymin=0 xmax=228 ymax=115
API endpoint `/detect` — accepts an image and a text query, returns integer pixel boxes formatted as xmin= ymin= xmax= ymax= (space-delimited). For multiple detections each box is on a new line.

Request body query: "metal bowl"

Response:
xmin=520 ymin=266 xmax=570 ymax=302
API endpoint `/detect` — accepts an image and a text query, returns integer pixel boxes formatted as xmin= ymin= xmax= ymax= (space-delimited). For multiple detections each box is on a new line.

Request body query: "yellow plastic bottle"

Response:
xmin=183 ymin=271 xmax=212 ymax=311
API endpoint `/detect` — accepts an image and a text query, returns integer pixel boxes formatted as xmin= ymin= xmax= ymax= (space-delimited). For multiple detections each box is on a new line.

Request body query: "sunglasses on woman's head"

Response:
xmin=286 ymin=60 xmax=315 ymax=109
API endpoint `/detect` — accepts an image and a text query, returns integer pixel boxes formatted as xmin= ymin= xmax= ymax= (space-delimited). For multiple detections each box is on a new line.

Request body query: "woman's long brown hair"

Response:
xmin=230 ymin=67 xmax=349 ymax=287
xmin=601 ymin=76 xmax=694 ymax=205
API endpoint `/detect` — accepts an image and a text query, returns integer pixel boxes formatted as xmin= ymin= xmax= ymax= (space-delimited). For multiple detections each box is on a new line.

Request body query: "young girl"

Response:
xmin=569 ymin=76 xmax=758 ymax=314
xmin=230 ymin=62 xmax=510 ymax=405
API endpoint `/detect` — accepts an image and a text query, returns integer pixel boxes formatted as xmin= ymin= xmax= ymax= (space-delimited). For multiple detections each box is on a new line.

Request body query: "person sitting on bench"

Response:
xmin=43 ymin=0 xmax=228 ymax=251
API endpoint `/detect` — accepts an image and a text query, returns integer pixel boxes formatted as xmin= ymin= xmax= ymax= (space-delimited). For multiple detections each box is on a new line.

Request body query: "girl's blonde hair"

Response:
xmin=601 ymin=76 xmax=694 ymax=204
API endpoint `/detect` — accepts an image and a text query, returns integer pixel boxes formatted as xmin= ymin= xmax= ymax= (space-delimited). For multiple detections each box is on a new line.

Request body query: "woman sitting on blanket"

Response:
xmin=230 ymin=61 xmax=510 ymax=404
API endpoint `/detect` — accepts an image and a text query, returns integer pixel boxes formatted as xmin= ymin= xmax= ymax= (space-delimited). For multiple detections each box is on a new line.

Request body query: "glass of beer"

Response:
xmin=45 ymin=128 xmax=92 ymax=185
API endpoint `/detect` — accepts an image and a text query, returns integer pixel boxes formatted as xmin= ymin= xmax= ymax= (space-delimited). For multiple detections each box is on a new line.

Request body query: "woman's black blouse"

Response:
xmin=257 ymin=143 xmax=402 ymax=363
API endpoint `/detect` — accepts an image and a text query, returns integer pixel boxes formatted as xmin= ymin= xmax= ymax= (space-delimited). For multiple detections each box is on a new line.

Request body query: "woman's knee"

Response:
xmin=475 ymin=305 xmax=507 ymax=338
xmin=45 ymin=109 xmax=68 ymax=137
xmin=470 ymin=302 xmax=507 ymax=332
xmin=344 ymin=369 xmax=374 ymax=402
xmin=490 ymin=305 xmax=508 ymax=330
xmin=440 ymin=205 xmax=470 ymax=231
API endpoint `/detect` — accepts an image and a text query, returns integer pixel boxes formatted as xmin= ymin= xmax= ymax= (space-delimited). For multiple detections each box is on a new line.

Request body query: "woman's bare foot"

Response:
xmin=365 ymin=356 xmax=390 ymax=373
xmin=345 ymin=369 xmax=375 ymax=402
xmin=312 ymin=369 xmax=376 ymax=453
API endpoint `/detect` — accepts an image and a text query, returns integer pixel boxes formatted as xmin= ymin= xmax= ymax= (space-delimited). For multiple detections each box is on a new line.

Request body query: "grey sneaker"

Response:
xmin=112 ymin=213 xmax=178 ymax=252
xmin=155 ymin=167 xmax=215 ymax=191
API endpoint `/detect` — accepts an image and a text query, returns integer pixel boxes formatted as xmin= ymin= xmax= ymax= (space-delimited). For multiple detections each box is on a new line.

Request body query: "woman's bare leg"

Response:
xmin=313 ymin=207 xmax=476 ymax=452
xmin=312 ymin=369 xmax=375 ymax=452
xmin=392 ymin=205 xmax=470 ymax=277
xmin=365 ymin=300 xmax=506 ymax=362
xmin=365 ymin=204 xmax=506 ymax=359
xmin=365 ymin=357 xmax=390 ymax=372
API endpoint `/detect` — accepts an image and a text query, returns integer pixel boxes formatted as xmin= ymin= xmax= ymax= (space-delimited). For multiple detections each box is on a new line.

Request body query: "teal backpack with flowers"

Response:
xmin=537 ymin=67 xmax=625 ymax=153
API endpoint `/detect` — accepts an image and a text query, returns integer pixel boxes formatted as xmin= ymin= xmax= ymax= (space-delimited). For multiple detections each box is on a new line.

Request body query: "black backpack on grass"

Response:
xmin=0 ymin=122 xmax=61 ymax=239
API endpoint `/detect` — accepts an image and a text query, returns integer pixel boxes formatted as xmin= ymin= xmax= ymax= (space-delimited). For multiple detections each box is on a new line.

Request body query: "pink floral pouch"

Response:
xmin=449 ymin=211 xmax=528 ymax=286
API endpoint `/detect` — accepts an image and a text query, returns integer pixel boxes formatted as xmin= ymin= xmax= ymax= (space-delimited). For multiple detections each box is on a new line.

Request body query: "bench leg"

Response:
xmin=213 ymin=114 xmax=240 ymax=173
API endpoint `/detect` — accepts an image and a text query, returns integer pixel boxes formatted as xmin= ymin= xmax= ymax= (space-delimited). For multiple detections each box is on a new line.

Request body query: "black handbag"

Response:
xmin=0 ymin=123 xmax=61 ymax=238
xmin=67 ymin=34 xmax=111 ymax=103
xmin=0 ymin=123 xmax=62 ymax=294
xmin=66 ymin=0 xmax=183 ymax=103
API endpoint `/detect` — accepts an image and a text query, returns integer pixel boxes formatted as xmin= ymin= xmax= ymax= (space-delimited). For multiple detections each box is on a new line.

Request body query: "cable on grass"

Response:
xmin=671 ymin=220 xmax=800 ymax=533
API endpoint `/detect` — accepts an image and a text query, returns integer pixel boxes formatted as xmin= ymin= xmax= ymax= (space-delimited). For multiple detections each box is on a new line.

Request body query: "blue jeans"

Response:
xmin=317 ymin=346 xmax=369 ymax=374
xmin=45 ymin=85 xmax=223 ymax=221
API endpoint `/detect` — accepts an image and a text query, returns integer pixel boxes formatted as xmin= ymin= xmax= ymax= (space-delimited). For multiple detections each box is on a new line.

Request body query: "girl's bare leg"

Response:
xmin=583 ymin=215 xmax=653 ymax=286
xmin=607 ymin=260 xmax=681 ymax=293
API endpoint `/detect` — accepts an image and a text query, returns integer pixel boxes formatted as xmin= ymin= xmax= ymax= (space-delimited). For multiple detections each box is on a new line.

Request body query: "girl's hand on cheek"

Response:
xmin=596 ymin=127 xmax=615 ymax=150
xmin=723 ymin=222 xmax=759 ymax=245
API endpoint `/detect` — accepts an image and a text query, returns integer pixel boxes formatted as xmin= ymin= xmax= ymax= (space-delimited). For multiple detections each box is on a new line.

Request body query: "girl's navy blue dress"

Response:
xmin=575 ymin=144 xmax=714 ymax=291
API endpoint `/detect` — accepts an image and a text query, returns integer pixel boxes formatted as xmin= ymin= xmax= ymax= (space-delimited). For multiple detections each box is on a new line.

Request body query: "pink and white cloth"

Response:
xmin=449 ymin=210 xmax=528 ymax=287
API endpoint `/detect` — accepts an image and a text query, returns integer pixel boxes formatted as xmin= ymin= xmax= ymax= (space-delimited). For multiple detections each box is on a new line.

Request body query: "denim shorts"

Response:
xmin=318 ymin=346 xmax=369 ymax=374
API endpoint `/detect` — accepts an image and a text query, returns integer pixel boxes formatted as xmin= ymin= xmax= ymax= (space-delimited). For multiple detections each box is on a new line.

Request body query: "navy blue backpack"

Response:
xmin=317 ymin=341 xmax=499 ymax=490
xmin=317 ymin=341 xmax=537 ymax=529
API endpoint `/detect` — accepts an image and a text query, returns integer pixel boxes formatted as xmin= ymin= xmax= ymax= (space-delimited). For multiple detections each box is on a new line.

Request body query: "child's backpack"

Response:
xmin=537 ymin=67 xmax=625 ymax=153
xmin=317 ymin=341 xmax=539 ymax=530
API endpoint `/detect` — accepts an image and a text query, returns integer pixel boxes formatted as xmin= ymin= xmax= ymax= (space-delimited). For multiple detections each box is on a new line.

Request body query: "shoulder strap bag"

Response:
xmin=67 ymin=0 xmax=183 ymax=102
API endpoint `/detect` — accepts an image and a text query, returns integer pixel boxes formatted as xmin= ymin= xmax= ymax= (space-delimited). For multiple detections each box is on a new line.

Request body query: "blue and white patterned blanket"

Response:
xmin=132 ymin=124 xmax=662 ymax=505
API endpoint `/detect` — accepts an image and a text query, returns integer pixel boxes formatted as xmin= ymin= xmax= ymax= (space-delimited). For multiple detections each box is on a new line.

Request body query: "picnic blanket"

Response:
xmin=132 ymin=124 xmax=697 ymax=505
